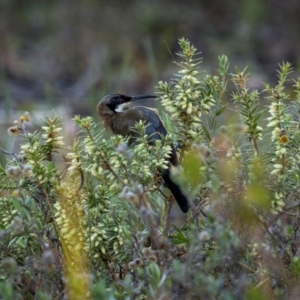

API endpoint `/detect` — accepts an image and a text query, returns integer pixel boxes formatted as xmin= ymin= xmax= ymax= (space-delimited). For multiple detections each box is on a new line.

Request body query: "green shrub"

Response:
xmin=1 ymin=38 xmax=300 ymax=299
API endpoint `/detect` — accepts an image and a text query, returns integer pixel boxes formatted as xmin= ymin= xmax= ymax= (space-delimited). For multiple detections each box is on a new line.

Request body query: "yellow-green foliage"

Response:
xmin=1 ymin=38 xmax=300 ymax=299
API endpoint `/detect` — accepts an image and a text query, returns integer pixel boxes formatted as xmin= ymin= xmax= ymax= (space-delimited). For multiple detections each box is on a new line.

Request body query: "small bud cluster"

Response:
xmin=267 ymin=103 xmax=288 ymax=179
xmin=264 ymin=63 xmax=294 ymax=214
xmin=7 ymin=112 xmax=30 ymax=137
xmin=67 ymin=143 xmax=82 ymax=174
xmin=158 ymin=38 xmax=217 ymax=146
xmin=54 ymin=189 xmax=87 ymax=262
xmin=41 ymin=117 xmax=64 ymax=149
xmin=1 ymin=257 xmax=17 ymax=274
xmin=191 ymin=143 xmax=212 ymax=160
xmin=85 ymin=222 xmax=108 ymax=257
xmin=226 ymin=146 xmax=242 ymax=160
xmin=119 ymin=185 xmax=143 ymax=204
xmin=73 ymin=115 xmax=93 ymax=129
xmin=270 ymin=192 xmax=285 ymax=215
xmin=231 ymin=68 xmax=263 ymax=153
xmin=85 ymin=217 xmax=127 ymax=259
xmin=142 ymin=247 xmax=158 ymax=263
xmin=5 ymin=113 xmax=33 ymax=182
xmin=6 ymin=165 xmax=23 ymax=179
xmin=9 ymin=216 xmax=24 ymax=235
xmin=131 ymin=139 xmax=172 ymax=183
xmin=41 ymin=250 xmax=56 ymax=272
xmin=198 ymin=230 xmax=211 ymax=242
xmin=0 ymin=198 xmax=19 ymax=227
xmin=265 ymin=63 xmax=293 ymax=183
xmin=18 ymin=117 xmax=64 ymax=185
xmin=6 ymin=152 xmax=32 ymax=180
xmin=20 ymin=140 xmax=52 ymax=184
xmin=128 ymin=257 xmax=144 ymax=270
xmin=59 ymin=219 xmax=91 ymax=300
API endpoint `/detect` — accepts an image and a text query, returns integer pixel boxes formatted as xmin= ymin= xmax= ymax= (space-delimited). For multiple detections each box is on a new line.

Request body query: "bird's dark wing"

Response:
xmin=116 ymin=106 xmax=178 ymax=165
xmin=132 ymin=106 xmax=167 ymax=141
xmin=112 ymin=106 xmax=165 ymax=138
xmin=130 ymin=107 xmax=178 ymax=166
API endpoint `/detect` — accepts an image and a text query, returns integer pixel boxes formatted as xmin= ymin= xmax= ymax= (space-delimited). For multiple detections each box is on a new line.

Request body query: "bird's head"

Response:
xmin=97 ymin=94 xmax=132 ymax=118
xmin=97 ymin=94 xmax=157 ymax=129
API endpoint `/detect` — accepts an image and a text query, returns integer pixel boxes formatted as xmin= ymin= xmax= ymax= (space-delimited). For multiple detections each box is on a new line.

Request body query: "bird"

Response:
xmin=97 ymin=93 xmax=190 ymax=213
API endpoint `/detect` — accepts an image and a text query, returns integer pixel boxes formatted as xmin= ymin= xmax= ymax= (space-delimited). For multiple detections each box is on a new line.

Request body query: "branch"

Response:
xmin=0 ymin=146 xmax=22 ymax=166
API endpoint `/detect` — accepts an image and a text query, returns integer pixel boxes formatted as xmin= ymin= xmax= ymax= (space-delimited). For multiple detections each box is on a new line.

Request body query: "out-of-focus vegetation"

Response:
xmin=1 ymin=38 xmax=300 ymax=299
xmin=1 ymin=0 xmax=300 ymax=160
xmin=1 ymin=0 xmax=300 ymax=113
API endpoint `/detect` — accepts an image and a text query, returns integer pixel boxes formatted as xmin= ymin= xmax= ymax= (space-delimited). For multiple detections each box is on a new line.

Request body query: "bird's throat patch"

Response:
xmin=115 ymin=102 xmax=130 ymax=113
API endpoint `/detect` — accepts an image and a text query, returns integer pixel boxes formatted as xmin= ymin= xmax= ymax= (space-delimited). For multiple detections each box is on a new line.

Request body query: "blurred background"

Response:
xmin=1 ymin=0 xmax=300 ymax=136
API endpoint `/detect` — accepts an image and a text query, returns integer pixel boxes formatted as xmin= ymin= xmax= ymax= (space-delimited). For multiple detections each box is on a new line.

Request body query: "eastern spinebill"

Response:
xmin=97 ymin=94 xmax=190 ymax=213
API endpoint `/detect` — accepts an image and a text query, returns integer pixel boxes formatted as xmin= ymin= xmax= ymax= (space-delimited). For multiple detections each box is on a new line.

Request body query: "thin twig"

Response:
xmin=165 ymin=196 xmax=174 ymax=237
xmin=252 ymin=138 xmax=259 ymax=155
xmin=0 ymin=147 xmax=22 ymax=166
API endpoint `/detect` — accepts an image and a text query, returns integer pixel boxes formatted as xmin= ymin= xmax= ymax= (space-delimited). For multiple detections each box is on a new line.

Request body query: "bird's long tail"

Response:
xmin=162 ymin=169 xmax=189 ymax=213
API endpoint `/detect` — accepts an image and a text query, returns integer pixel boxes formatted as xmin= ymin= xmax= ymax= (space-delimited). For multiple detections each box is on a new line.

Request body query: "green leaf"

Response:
xmin=148 ymin=262 xmax=161 ymax=283
xmin=0 ymin=281 xmax=14 ymax=299
xmin=246 ymin=287 xmax=267 ymax=300
xmin=11 ymin=196 xmax=23 ymax=211
xmin=202 ymin=124 xmax=211 ymax=141
xmin=250 ymin=104 xmax=259 ymax=114
xmin=182 ymin=151 xmax=204 ymax=192
xmin=12 ymin=197 xmax=30 ymax=220
xmin=35 ymin=218 xmax=43 ymax=230
xmin=170 ymin=230 xmax=190 ymax=245
xmin=253 ymin=111 xmax=263 ymax=123
xmin=215 ymin=105 xmax=228 ymax=116
xmin=16 ymin=237 xmax=26 ymax=249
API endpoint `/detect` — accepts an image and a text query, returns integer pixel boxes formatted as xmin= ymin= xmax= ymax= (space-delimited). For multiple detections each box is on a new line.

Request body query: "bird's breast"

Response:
xmin=111 ymin=109 xmax=144 ymax=136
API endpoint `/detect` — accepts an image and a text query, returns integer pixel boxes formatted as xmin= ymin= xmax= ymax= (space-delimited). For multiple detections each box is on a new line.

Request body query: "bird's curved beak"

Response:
xmin=131 ymin=95 xmax=157 ymax=102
